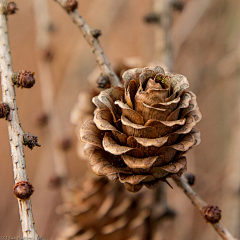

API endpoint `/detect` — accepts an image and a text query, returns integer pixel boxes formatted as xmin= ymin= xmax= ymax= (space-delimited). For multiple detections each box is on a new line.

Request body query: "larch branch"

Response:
xmin=173 ymin=176 xmax=238 ymax=240
xmin=0 ymin=1 xmax=40 ymax=239
xmin=54 ymin=0 xmax=122 ymax=87
xmin=33 ymin=0 xmax=69 ymax=183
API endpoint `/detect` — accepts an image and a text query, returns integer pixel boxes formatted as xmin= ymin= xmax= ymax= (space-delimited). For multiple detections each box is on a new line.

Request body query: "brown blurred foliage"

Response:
xmin=0 ymin=0 xmax=239 ymax=239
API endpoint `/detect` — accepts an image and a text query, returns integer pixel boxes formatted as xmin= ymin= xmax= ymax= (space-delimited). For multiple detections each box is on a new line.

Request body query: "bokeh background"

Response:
xmin=0 ymin=0 xmax=239 ymax=239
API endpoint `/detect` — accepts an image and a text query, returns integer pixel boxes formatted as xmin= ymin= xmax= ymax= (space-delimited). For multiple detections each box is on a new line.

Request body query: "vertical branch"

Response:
xmin=33 ymin=0 xmax=69 ymax=182
xmin=54 ymin=0 xmax=122 ymax=87
xmin=0 ymin=1 xmax=39 ymax=239
xmin=153 ymin=0 xmax=173 ymax=71
xmin=145 ymin=1 xmax=175 ymax=239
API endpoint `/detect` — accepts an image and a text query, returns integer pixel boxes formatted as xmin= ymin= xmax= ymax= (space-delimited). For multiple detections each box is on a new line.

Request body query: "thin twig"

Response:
xmin=54 ymin=0 xmax=122 ymax=87
xmin=173 ymin=176 xmax=238 ymax=240
xmin=0 ymin=1 xmax=40 ymax=239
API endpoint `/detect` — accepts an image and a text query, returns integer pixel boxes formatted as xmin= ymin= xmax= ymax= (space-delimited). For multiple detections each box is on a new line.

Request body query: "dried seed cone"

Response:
xmin=80 ymin=67 xmax=202 ymax=192
xmin=13 ymin=70 xmax=35 ymax=88
xmin=0 ymin=102 xmax=10 ymax=119
xmin=71 ymin=58 xmax=144 ymax=160
xmin=6 ymin=2 xmax=18 ymax=14
xmin=56 ymin=176 xmax=160 ymax=240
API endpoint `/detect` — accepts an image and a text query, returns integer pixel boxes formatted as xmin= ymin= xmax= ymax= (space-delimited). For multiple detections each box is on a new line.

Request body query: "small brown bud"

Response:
xmin=34 ymin=112 xmax=48 ymax=127
xmin=42 ymin=48 xmax=54 ymax=62
xmin=91 ymin=28 xmax=102 ymax=39
xmin=66 ymin=0 xmax=78 ymax=11
xmin=59 ymin=137 xmax=72 ymax=151
xmin=184 ymin=173 xmax=195 ymax=186
xmin=162 ymin=208 xmax=177 ymax=219
xmin=0 ymin=102 xmax=10 ymax=119
xmin=5 ymin=2 xmax=18 ymax=15
xmin=13 ymin=181 xmax=34 ymax=200
xmin=97 ymin=74 xmax=110 ymax=88
xmin=143 ymin=12 xmax=161 ymax=24
xmin=203 ymin=205 xmax=222 ymax=223
xmin=23 ymin=132 xmax=41 ymax=150
xmin=172 ymin=1 xmax=185 ymax=11
xmin=12 ymin=70 xmax=35 ymax=88
xmin=48 ymin=176 xmax=63 ymax=189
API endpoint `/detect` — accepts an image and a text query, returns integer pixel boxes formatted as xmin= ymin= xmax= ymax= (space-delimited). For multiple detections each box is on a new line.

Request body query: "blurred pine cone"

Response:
xmin=71 ymin=92 xmax=96 ymax=160
xmin=80 ymin=66 xmax=202 ymax=192
xmin=55 ymin=176 xmax=164 ymax=240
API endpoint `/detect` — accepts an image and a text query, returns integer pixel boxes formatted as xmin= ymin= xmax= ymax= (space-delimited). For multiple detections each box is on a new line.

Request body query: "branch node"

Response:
xmin=91 ymin=28 xmax=102 ymax=39
xmin=171 ymin=1 xmax=185 ymax=12
xmin=34 ymin=112 xmax=49 ymax=127
xmin=203 ymin=205 xmax=222 ymax=224
xmin=2 ymin=2 xmax=18 ymax=15
xmin=58 ymin=137 xmax=72 ymax=151
xmin=66 ymin=0 xmax=78 ymax=12
xmin=97 ymin=73 xmax=110 ymax=88
xmin=12 ymin=70 xmax=36 ymax=89
xmin=48 ymin=175 xmax=63 ymax=189
xmin=13 ymin=181 xmax=34 ymax=200
xmin=0 ymin=101 xmax=10 ymax=119
xmin=143 ymin=12 xmax=161 ymax=24
xmin=23 ymin=132 xmax=41 ymax=150
xmin=184 ymin=173 xmax=195 ymax=186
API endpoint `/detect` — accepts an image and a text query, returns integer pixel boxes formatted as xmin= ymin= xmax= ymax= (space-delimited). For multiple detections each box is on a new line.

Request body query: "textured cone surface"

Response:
xmin=71 ymin=58 xmax=145 ymax=160
xmin=55 ymin=176 xmax=159 ymax=240
xmin=80 ymin=66 xmax=202 ymax=192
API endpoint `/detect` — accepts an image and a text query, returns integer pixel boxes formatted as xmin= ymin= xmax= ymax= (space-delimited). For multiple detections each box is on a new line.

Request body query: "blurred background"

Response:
xmin=0 ymin=0 xmax=239 ymax=239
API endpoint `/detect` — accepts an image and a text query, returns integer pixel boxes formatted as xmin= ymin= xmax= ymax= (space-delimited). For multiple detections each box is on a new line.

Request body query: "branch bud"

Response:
xmin=59 ymin=137 xmax=72 ymax=151
xmin=184 ymin=173 xmax=195 ymax=186
xmin=12 ymin=70 xmax=35 ymax=88
xmin=66 ymin=0 xmax=78 ymax=11
xmin=34 ymin=112 xmax=48 ymax=127
xmin=13 ymin=181 xmax=34 ymax=200
xmin=23 ymin=132 xmax=41 ymax=150
xmin=143 ymin=12 xmax=161 ymax=24
xmin=97 ymin=73 xmax=110 ymax=88
xmin=91 ymin=28 xmax=102 ymax=39
xmin=172 ymin=1 xmax=185 ymax=11
xmin=203 ymin=205 xmax=222 ymax=223
xmin=3 ymin=2 xmax=18 ymax=15
xmin=48 ymin=176 xmax=63 ymax=189
xmin=0 ymin=102 xmax=10 ymax=120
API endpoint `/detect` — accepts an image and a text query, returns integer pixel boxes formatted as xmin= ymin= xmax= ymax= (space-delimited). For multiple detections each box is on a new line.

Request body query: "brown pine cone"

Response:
xmin=80 ymin=66 xmax=201 ymax=192
xmin=56 ymin=176 xmax=161 ymax=240
xmin=71 ymin=58 xmax=145 ymax=160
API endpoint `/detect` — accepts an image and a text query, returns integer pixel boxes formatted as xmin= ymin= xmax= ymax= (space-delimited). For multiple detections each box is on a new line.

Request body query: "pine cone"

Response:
xmin=80 ymin=66 xmax=201 ymax=192
xmin=56 ymin=176 xmax=162 ymax=240
xmin=71 ymin=58 xmax=145 ymax=160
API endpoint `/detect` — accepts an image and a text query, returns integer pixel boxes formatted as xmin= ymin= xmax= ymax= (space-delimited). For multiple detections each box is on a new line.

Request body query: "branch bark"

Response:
xmin=173 ymin=176 xmax=238 ymax=240
xmin=0 ymin=1 xmax=40 ymax=239
xmin=54 ymin=0 xmax=122 ymax=87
